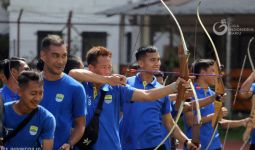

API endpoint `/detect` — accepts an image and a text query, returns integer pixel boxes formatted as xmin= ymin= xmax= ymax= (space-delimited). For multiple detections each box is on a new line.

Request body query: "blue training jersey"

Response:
xmin=183 ymin=83 xmax=221 ymax=150
xmin=40 ymin=74 xmax=87 ymax=150
xmin=121 ymin=73 xmax=171 ymax=149
xmin=0 ymin=85 xmax=19 ymax=103
xmin=83 ymin=82 xmax=135 ymax=150
xmin=4 ymin=101 xmax=56 ymax=148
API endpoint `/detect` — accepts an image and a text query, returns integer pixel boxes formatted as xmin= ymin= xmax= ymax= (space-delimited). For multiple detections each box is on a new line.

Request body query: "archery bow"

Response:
xmin=154 ymin=1 xmax=201 ymax=149
xmin=196 ymin=1 xmax=225 ymax=150
xmin=241 ymin=37 xmax=255 ymax=149
xmin=222 ymin=55 xmax=247 ymax=149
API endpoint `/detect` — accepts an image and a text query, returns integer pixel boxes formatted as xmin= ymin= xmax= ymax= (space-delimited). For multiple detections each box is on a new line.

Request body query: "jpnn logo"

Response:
xmin=213 ymin=19 xmax=254 ymax=36
xmin=213 ymin=19 xmax=228 ymax=36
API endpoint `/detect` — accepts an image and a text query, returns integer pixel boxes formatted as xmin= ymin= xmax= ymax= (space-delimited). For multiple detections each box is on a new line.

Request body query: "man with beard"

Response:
xmin=39 ymin=35 xmax=86 ymax=150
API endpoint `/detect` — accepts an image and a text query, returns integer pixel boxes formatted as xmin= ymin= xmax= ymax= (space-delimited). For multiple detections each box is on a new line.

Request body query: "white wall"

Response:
xmin=8 ymin=0 xmax=131 ymax=72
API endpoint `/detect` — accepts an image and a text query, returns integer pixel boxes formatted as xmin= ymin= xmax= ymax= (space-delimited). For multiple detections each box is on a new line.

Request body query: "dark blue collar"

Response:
xmin=136 ymin=73 xmax=157 ymax=87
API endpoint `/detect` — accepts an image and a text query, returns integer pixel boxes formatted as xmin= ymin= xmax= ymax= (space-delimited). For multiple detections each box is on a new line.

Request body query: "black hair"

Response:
xmin=135 ymin=46 xmax=158 ymax=61
xmin=36 ymin=58 xmax=44 ymax=71
xmin=64 ymin=55 xmax=83 ymax=74
xmin=41 ymin=34 xmax=64 ymax=51
xmin=3 ymin=57 xmax=28 ymax=79
xmin=192 ymin=59 xmax=215 ymax=79
xmin=18 ymin=70 xmax=43 ymax=88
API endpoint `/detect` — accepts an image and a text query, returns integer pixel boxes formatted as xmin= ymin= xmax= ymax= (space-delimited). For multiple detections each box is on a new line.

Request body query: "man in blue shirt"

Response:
xmin=184 ymin=59 xmax=249 ymax=150
xmin=0 ymin=57 xmax=30 ymax=103
xmin=3 ymin=70 xmax=56 ymax=149
xmin=39 ymin=35 xmax=87 ymax=150
xmin=120 ymin=46 xmax=197 ymax=150
xmin=69 ymin=46 xmax=195 ymax=150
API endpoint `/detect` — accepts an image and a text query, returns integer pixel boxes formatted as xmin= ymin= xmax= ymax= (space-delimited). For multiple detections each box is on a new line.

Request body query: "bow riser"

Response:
xmin=212 ymin=62 xmax=225 ymax=128
xmin=176 ymin=44 xmax=201 ymax=146
xmin=176 ymin=44 xmax=189 ymax=109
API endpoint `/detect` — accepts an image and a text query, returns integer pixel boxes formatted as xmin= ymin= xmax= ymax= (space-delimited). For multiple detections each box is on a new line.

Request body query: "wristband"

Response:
xmin=184 ymin=139 xmax=188 ymax=148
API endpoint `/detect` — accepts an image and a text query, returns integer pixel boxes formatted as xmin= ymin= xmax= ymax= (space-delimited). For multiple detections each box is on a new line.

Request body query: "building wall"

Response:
xmin=8 ymin=0 xmax=133 ymax=72
xmin=0 ymin=1 xmax=8 ymax=34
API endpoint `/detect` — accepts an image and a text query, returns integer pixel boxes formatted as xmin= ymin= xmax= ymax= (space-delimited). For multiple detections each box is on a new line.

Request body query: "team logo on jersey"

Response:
xmin=55 ymin=93 xmax=64 ymax=102
xmin=104 ymin=95 xmax=112 ymax=104
xmin=29 ymin=125 xmax=38 ymax=135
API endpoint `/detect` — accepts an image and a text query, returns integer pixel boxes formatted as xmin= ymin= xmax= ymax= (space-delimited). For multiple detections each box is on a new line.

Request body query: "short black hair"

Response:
xmin=192 ymin=59 xmax=215 ymax=79
xmin=64 ymin=55 xmax=83 ymax=74
xmin=36 ymin=58 xmax=44 ymax=71
xmin=41 ymin=34 xmax=64 ymax=51
xmin=18 ymin=70 xmax=43 ymax=88
xmin=135 ymin=46 xmax=158 ymax=61
xmin=4 ymin=57 xmax=27 ymax=79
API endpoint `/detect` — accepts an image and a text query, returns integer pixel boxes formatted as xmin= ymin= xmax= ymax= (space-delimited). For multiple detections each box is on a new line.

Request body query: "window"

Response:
xmin=81 ymin=32 xmax=107 ymax=61
xmin=37 ymin=31 xmax=62 ymax=56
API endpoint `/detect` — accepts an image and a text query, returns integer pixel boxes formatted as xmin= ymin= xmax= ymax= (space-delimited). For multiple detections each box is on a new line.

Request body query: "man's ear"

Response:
xmin=10 ymin=68 xmax=19 ymax=79
xmin=40 ymin=50 xmax=46 ymax=62
xmin=17 ymin=86 xmax=22 ymax=97
xmin=88 ymin=64 xmax=94 ymax=72
xmin=138 ymin=60 xmax=144 ymax=68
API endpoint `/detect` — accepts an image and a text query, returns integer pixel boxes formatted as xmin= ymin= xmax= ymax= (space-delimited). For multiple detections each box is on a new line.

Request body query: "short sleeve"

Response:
xmin=72 ymin=84 xmax=87 ymax=118
xmin=40 ymin=113 xmax=56 ymax=139
xmin=120 ymin=85 xmax=135 ymax=104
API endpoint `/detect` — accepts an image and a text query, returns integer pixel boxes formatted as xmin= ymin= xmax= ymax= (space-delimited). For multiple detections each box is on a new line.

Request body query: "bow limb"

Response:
xmin=196 ymin=1 xmax=222 ymax=68
xmin=197 ymin=1 xmax=225 ymax=150
xmin=160 ymin=0 xmax=188 ymax=53
xmin=160 ymin=0 xmax=189 ymax=111
xmin=247 ymin=37 xmax=255 ymax=72
xmin=242 ymin=37 xmax=255 ymax=144
xmin=197 ymin=0 xmax=225 ymax=127
xmin=222 ymin=55 xmax=247 ymax=149
xmin=154 ymin=1 xmax=201 ymax=149
xmin=160 ymin=0 xmax=189 ymax=110
xmin=189 ymin=80 xmax=202 ymax=123
xmin=154 ymin=100 xmax=184 ymax=150
xmin=154 ymin=41 xmax=188 ymax=150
